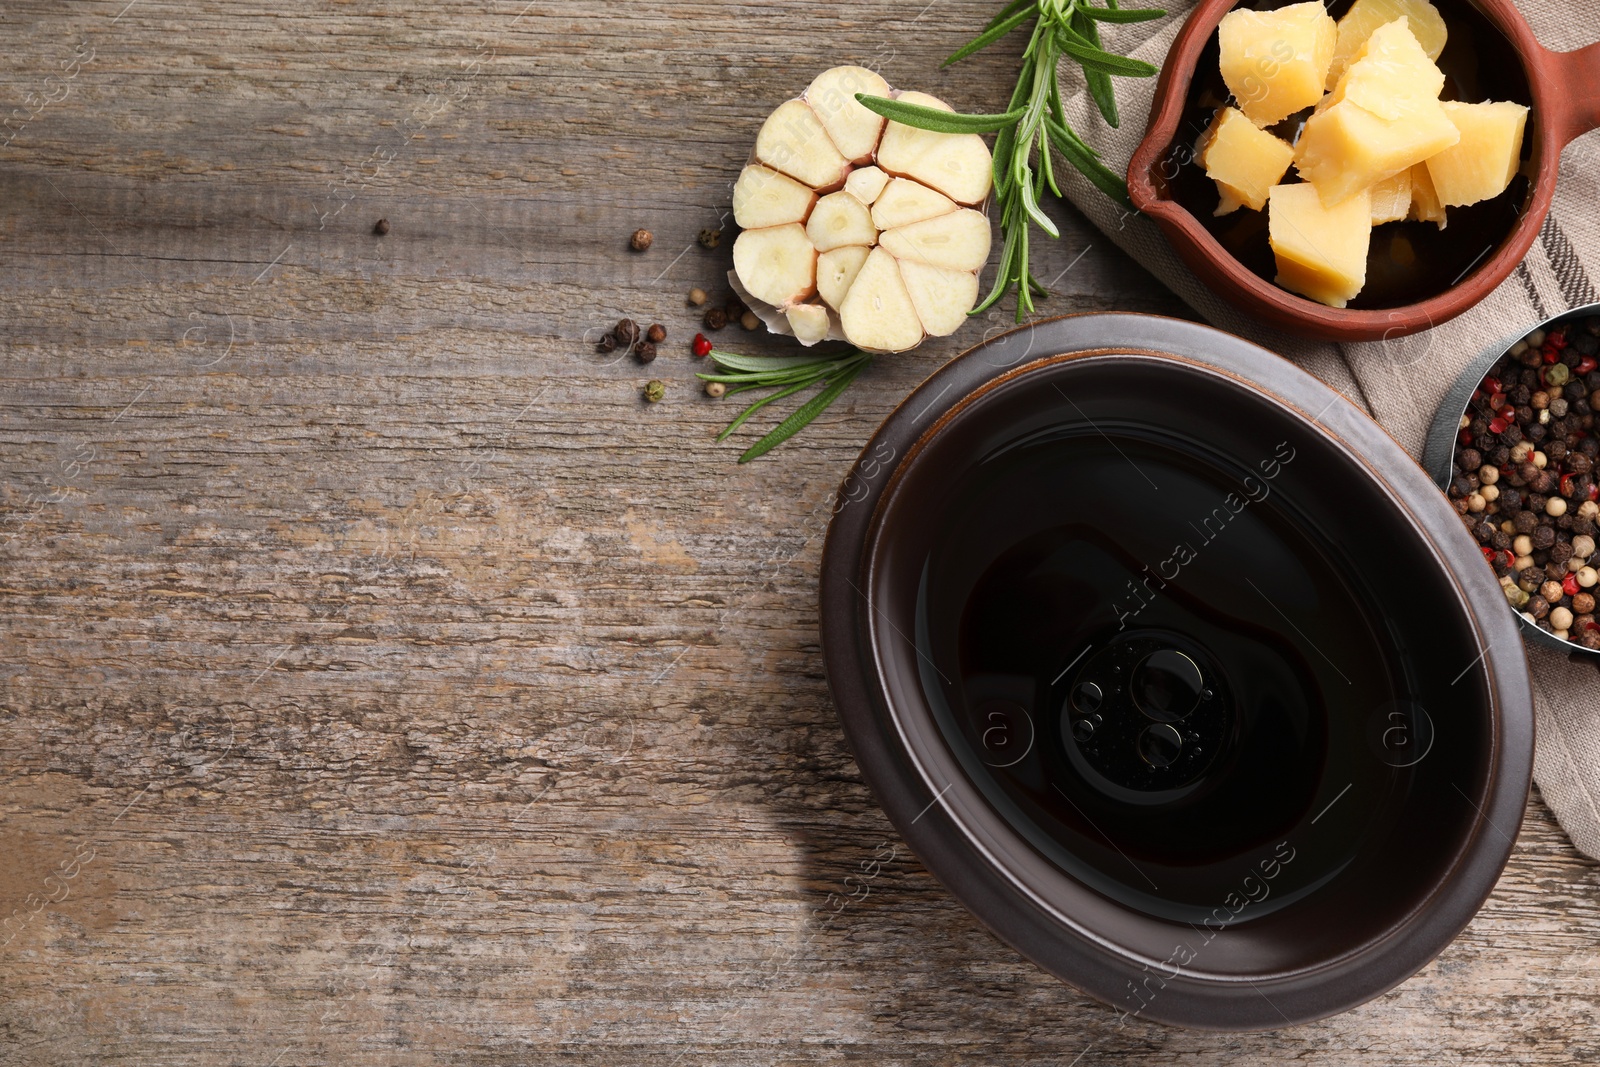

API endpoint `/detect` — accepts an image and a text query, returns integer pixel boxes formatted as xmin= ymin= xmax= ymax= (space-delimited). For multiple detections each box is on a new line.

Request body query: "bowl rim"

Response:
xmin=819 ymin=312 xmax=1534 ymax=1029
xmin=1126 ymin=0 xmax=1562 ymax=342
xmin=1424 ymin=300 xmax=1600 ymax=659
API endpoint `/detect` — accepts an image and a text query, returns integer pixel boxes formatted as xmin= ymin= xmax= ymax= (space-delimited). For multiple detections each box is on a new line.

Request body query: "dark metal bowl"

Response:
xmin=820 ymin=313 xmax=1532 ymax=1029
xmin=1424 ymin=301 xmax=1600 ymax=660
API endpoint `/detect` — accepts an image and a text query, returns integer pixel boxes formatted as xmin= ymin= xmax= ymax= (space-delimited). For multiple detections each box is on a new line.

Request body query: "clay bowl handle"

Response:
xmin=1540 ymin=39 xmax=1600 ymax=148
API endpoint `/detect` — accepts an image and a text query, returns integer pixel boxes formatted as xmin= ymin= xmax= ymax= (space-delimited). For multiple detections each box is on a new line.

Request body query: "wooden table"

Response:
xmin=3 ymin=2 xmax=1598 ymax=1063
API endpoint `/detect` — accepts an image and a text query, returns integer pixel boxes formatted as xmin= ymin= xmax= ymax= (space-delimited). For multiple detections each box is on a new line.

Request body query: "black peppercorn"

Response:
xmin=1527 ymin=595 xmax=1551 ymax=619
xmin=704 ymin=307 xmax=728 ymax=330
xmin=1473 ymin=520 xmax=1496 ymax=542
xmin=1492 ymin=530 xmax=1513 ymax=551
xmin=1459 ymin=448 xmax=1483 ymax=471
xmin=1571 ymin=453 xmax=1594 ymax=475
xmin=635 ymin=341 xmax=657 ymax=363
xmin=646 ymin=323 xmax=666 ymax=344
xmin=1450 ymin=474 xmax=1472 ymax=497
xmin=1514 ymin=510 xmax=1540 ymax=533
xmin=615 ymin=318 xmax=641 ymax=347
xmin=1533 ymin=526 xmax=1557 ymax=550
xmin=596 ymin=332 xmax=618 ymax=352
xmin=1500 ymin=488 xmax=1524 ymax=511
xmin=1553 ymin=540 xmax=1575 ymax=565
xmin=1491 ymin=446 xmax=1511 ymax=466
xmin=373 ymin=218 xmax=390 ymax=235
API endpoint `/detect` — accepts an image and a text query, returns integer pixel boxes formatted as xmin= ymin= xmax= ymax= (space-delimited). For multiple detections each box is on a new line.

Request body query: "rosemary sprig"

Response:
xmin=698 ymin=347 xmax=874 ymax=463
xmin=859 ymin=0 xmax=1164 ymax=322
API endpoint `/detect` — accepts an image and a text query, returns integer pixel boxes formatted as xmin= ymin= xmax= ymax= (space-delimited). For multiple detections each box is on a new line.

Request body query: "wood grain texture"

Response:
xmin=0 ymin=2 xmax=1596 ymax=1064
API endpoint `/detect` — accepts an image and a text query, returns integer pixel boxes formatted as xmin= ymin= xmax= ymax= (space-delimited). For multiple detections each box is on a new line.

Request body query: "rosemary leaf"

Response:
xmin=855 ymin=95 xmax=1025 ymax=134
xmin=1045 ymin=117 xmax=1131 ymax=205
xmin=716 ymin=379 xmax=816 ymax=443
xmin=1054 ymin=32 xmax=1160 ymax=77
xmin=1080 ymin=6 xmax=1166 ymax=22
xmin=942 ymin=5 xmax=1037 ymax=67
xmin=698 ymin=350 xmax=845 ymax=374
xmin=981 ymin=0 xmax=1035 ymax=33
xmin=703 ymin=348 xmax=874 ymax=459
xmin=739 ymin=361 xmax=870 ymax=463
xmin=1071 ymin=7 xmax=1121 ymax=127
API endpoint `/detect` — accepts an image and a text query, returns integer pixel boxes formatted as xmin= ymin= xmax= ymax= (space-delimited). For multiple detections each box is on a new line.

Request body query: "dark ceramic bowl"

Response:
xmin=1127 ymin=0 xmax=1600 ymax=341
xmin=1424 ymin=301 xmax=1600 ymax=660
xmin=821 ymin=313 xmax=1532 ymax=1029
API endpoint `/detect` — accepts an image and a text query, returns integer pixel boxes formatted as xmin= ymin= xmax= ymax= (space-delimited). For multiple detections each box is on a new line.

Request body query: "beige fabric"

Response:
xmin=1054 ymin=3 xmax=1600 ymax=856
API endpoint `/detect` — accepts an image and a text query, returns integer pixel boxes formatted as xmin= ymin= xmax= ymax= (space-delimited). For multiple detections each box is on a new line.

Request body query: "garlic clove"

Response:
xmin=733 ymin=223 xmax=818 ymax=308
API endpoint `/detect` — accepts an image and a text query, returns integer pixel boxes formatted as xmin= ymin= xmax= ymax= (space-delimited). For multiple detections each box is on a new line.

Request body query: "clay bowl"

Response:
xmin=1423 ymin=301 xmax=1600 ymax=660
xmin=1127 ymin=0 xmax=1600 ymax=341
xmin=820 ymin=313 xmax=1533 ymax=1028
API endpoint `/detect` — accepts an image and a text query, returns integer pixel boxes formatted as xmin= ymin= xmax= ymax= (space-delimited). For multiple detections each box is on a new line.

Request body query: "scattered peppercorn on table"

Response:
xmin=2 ymin=2 xmax=1599 ymax=1065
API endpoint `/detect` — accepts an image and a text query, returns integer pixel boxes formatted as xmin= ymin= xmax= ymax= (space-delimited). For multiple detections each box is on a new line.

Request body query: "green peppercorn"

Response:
xmin=1547 ymin=363 xmax=1572 ymax=388
xmin=644 ymin=379 xmax=665 ymax=403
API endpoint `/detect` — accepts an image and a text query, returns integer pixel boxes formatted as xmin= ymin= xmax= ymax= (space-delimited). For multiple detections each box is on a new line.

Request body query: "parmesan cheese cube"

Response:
xmin=1424 ymin=100 xmax=1530 ymax=207
xmin=1324 ymin=17 xmax=1446 ymax=122
xmin=1269 ymin=183 xmax=1373 ymax=308
xmin=1219 ymin=2 xmax=1338 ymax=128
xmin=1293 ymin=94 xmax=1459 ymax=206
xmin=1196 ymin=107 xmax=1296 ymax=215
xmin=1369 ymin=169 xmax=1413 ymax=224
xmin=1407 ymin=162 xmax=1448 ymax=228
xmin=1327 ymin=0 xmax=1449 ymax=89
